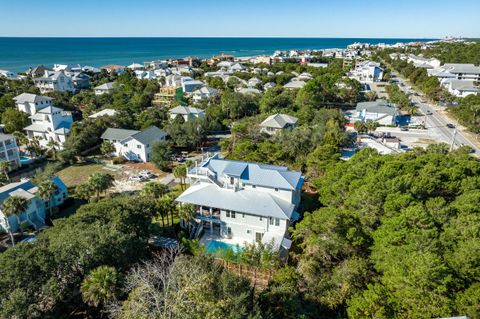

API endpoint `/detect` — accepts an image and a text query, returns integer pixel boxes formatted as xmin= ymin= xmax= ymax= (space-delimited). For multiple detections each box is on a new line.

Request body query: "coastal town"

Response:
xmin=0 ymin=35 xmax=479 ymax=319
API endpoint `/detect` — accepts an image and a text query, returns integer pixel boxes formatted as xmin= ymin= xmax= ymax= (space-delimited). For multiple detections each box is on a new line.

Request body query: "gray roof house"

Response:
xmin=101 ymin=126 xmax=167 ymax=162
xmin=94 ymin=82 xmax=115 ymax=95
xmin=356 ymin=99 xmax=398 ymax=125
xmin=260 ymin=114 xmax=298 ymax=134
xmin=168 ymin=105 xmax=205 ymax=121
xmin=177 ymin=153 xmax=304 ymax=253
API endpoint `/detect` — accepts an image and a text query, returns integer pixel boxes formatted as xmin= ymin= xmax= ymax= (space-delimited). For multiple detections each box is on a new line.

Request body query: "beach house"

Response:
xmin=192 ymin=86 xmax=219 ymax=103
xmin=350 ymin=61 xmax=384 ymax=83
xmin=356 ymin=99 xmax=398 ymax=125
xmin=176 ymin=153 xmax=303 ymax=252
xmin=168 ymin=105 xmax=206 ymax=122
xmin=0 ymin=134 xmax=21 ymax=170
xmin=33 ymin=71 xmax=75 ymax=93
xmin=0 ymin=177 xmax=68 ymax=233
xmin=14 ymin=93 xmax=54 ymax=115
xmin=260 ymin=114 xmax=298 ymax=135
xmin=23 ymin=106 xmax=73 ymax=149
xmin=94 ymin=82 xmax=115 ymax=95
xmin=101 ymin=126 xmax=167 ymax=162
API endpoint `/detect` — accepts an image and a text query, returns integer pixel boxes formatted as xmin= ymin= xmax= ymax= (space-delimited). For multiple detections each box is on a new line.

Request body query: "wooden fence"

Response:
xmin=214 ymin=258 xmax=274 ymax=291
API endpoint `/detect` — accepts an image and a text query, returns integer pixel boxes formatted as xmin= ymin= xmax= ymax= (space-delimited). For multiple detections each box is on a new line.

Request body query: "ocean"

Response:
xmin=0 ymin=37 xmax=435 ymax=73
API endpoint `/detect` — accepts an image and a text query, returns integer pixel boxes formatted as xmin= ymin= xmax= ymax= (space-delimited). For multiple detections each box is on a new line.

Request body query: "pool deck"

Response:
xmin=200 ymin=231 xmax=248 ymax=248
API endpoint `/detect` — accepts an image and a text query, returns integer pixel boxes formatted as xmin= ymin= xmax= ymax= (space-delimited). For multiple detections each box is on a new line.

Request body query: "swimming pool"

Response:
xmin=20 ymin=156 xmax=33 ymax=165
xmin=205 ymin=240 xmax=241 ymax=253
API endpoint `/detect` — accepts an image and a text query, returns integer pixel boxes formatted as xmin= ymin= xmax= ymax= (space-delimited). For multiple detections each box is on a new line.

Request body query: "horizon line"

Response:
xmin=0 ymin=35 xmax=445 ymax=39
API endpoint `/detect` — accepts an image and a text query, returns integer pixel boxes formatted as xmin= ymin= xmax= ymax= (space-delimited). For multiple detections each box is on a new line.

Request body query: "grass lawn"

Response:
xmin=57 ymin=163 xmax=118 ymax=188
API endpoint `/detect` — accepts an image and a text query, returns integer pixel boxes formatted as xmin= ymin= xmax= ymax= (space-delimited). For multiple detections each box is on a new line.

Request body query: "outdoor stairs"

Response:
xmin=206 ymin=173 xmax=224 ymax=188
xmin=194 ymin=222 xmax=203 ymax=239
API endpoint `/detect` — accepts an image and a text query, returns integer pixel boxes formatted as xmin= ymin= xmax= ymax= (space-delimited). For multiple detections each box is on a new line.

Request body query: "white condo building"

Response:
xmin=350 ymin=61 xmax=384 ymax=83
xmin=176 ymin=154 xmax=304 ymax=252
xmin=24 ymin=106 xmax=73 ymax=150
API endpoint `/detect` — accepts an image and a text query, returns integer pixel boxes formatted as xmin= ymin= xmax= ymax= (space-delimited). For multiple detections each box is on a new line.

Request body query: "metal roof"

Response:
xmin=129 ymin=126 xmax=167 ymax=145
xmin=176 ymin=183 xmax=295 ymax=219
xmin=101 ymin=128 xmax=140 ymax=141
xmin=356 ymin=99 xmax=397 ymax=116
xmin=13 ymin=93 xmax=53 ymax=104
xmin=260 ymin=114 xmax=298 ymax=129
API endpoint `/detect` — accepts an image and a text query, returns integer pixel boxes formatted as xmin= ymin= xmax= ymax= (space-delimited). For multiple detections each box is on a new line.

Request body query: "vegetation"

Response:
xmin=0 ymin=196 xmax=155 ymax=318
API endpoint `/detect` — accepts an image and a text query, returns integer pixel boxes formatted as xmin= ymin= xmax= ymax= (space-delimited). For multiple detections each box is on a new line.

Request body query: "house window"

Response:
xmin=275 ymin=218 xmax=280 ymax=226
xmin=231 ymin=211 xmax=236 ymax=218
xmin=124 ymin=143 xmax=128 ymax=147
xmin=275 ymin=188 xmax=279 ymax=192
xmin=252 ymin=185 xmax=256 ymax=188
xmin=227 ymin=227 xmax=232 ymax=236
xmin=137 ymin=145 xmax=142 ymax=149
xmin=246 ymin=229 xmax=251 ymax=234
xmin=259 ymin=216 xmax=262 ymax=221
xmin=269 ymin=217 xmax=274 ymax=225
xmin=242 ymin=213 xmax=245 ymax=218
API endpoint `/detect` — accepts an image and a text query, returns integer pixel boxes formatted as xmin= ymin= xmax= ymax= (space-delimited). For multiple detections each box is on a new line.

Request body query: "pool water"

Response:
xmin=206 ymin=240 xmax=241 ymax=253
xmin=20 ymin=156 xmax=32 ymax=164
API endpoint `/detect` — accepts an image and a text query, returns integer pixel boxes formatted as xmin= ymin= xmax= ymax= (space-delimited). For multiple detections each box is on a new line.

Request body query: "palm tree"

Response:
xmin=365 ymin=119 xmax=378 ymax=133
xmin=75 ymin=182 xmax=94 ymax=202
xmin=46 ymin=139 xmax=60 ymax=160
xmin=141 ymin=181 xmax=169 ymax=227
xmin=1 ymin=195 xmax=28 ymax=246
xmin=88 ymin=173 xmax=115 ymax=201
xmin=173 ymin=165 xmax=187 ymax=190
xmin=37 ymin=180 xmax=58 ymax=218
xmin=12 ymin=131 xmax=28 ymax=146
xmin=141 ymin=181 xmax=169 ymax=198
xmin=81 ymin=266 xmax=120 ymax=307
xmin=179 ymin=204 xmax=196 ymax=232
xmin=353 ymin=121 xmax=367 ymax=134
xmin=158 ymin=195 xmax=176 ymax=226
xmin=0 ymin=161 xmax=12 ymax=182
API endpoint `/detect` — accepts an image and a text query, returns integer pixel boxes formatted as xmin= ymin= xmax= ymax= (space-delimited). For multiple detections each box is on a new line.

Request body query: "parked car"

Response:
xmin=446 ymin=123 xmax=455 ymax=129
xmin=426 ymin=110 xmax=433 ymax=115
xmin=139 ymin=171 xmax=155 ymax=179
xmin=129 ymin=175 xmax=147 ymax=182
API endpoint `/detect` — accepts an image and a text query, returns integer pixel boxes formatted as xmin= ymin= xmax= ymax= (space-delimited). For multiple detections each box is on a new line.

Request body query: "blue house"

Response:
xmin=0 ymin=177 xmax=68 ymax=234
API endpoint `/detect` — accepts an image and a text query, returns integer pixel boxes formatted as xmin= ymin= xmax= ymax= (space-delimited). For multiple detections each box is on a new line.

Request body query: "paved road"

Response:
xmin=391 ymin=73 xmax=480 ymax=156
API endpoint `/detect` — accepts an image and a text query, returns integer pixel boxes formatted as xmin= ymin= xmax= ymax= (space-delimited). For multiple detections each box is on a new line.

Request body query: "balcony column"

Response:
xmin=209 ymin=207 xmax=213 ymax=233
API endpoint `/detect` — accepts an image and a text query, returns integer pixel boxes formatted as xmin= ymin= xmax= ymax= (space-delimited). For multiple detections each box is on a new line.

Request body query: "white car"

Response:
xmin=129 ymin=175 xmax=147 ymax=182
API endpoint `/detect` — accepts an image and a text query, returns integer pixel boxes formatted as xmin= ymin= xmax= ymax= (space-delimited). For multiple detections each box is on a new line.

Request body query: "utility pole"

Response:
xmin=450 ymin=128 xmax=457 ymax=151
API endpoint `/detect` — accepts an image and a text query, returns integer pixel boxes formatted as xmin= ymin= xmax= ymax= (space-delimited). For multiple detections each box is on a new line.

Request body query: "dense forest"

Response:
xmin=1 ymin=148 xmax=478 ymax=318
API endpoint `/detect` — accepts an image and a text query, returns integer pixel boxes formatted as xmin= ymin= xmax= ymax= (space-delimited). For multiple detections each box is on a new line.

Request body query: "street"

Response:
xmin=391 ymin=73 xmax=480 ymax=156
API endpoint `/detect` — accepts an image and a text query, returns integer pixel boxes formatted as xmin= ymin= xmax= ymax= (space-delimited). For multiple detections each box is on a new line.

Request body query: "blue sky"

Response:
xmin=1 ymin=0 xmax=479 ymax=38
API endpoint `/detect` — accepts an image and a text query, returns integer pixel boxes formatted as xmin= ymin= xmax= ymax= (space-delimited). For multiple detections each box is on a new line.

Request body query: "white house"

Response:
xmin=247 ymin=77 xmax=262 ymax=88
xmin=101 ymin=126 xmax=167 ymax=162
xmin=182 ymin=79 xmax=204 ymax=93
xmin=350 ymin=61 xmax=384 ymax=83
xmin=134 ymin=70 xmax=156 ymax=80
xmin=101 ymin=65 xmax=126 ymax=74
xmin=94 ymin=82 xmax=115 ymax=95
xmin=176 ymin=154 xmax=304 ymax=252
xmin=0 ymin=70 xmax=18 ymax=80
xmin=33 ymin=71 xmax=75 ymax=93
xmin=407 ymin=55 xmax=441 ymax=69
xmin=24 ymin=106 xmax=73 ymax=149
xmin=128 ymin=63 xmax=144 ymax=70
xmin=88 ymin=108 xmax=118 ymax=119
xmin=260 ymin=114 xmax=298 ymax=135
xmin=168 ymin=105 xmax=206 ymax=121
xmin=192 ymin=86 xmax=219 ymax=103
xmin=441 ymin=79 xmax=479 ymax=97
xmin=0 ymin=134 xmax=21 ymax=170
xmin=14 ymin=93 xmax=54 ymax=115
xmin=0 ymin=177 xmax=68 ymax=233
xmin=356 ymin=99 xmax=398 ymax=125
xmin=284 ymin=80 xmax=306 ymax=89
